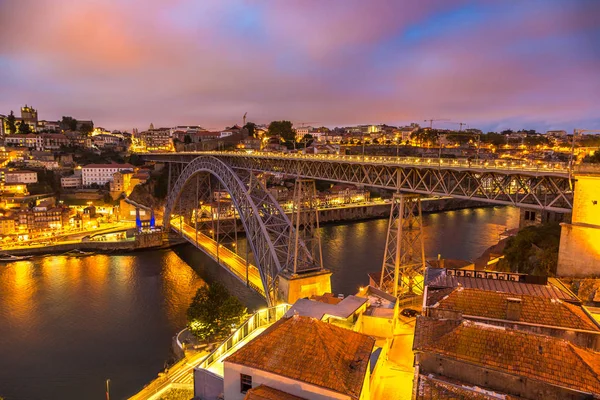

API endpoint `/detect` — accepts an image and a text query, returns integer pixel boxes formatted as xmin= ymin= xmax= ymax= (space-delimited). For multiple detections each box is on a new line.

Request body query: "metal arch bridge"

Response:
xmin=145 ymin=151 xmax=574 ymax=212
xmin=164 ymin=156 xmax=319 ymax=306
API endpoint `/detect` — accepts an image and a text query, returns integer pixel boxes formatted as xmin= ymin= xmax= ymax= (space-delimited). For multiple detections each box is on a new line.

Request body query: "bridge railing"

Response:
xmin=196 ymin=303 xmax=291 ymax=371
xmin=170 ymin=221 xmax=267 ymax=298
xmin=178 ymin=150 xmax=570 ymax=174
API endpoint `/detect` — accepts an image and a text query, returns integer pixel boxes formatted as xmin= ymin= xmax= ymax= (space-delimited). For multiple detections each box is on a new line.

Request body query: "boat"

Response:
xmin=65 ymin=249 xmax=94 ymax=258
xmin=0 ymin=254 xmax=33 ymax=262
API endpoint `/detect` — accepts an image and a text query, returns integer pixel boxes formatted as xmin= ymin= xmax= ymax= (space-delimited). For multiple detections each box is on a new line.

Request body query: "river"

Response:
xmin=0 ymin=206 xmax=519 ymax=400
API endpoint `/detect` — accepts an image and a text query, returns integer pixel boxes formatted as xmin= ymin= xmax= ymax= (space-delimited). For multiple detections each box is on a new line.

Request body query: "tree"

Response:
xmin=18 ymin=120 xmax=32 ymax=134
xmin=187 ymin=282 xmax=247 ymax=342
xmin=61 ymin=116 xmax=78 ymax=131
xmin=243 ymin=122 xmax=256 ymax=137
xmin=267 ymin=120 xmax=294 ymax=141
xmin=501 ymin=223 xmax=561 ymax=276
xmin=6 ymin=111 xmax=16 ymax=134
xmin=79 ymin=123 xmax=93 ymax=135
xmin=184 ymin=135 xmax=192 ymax=144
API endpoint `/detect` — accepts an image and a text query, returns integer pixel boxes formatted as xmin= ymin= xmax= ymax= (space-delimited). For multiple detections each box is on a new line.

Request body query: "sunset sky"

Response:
xmin=0 ymin=0 xmax=599 ymax=132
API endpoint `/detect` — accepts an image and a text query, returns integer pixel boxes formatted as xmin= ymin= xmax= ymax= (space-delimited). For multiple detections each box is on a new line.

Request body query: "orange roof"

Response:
xmin=432 ymin=287 xmax=599 ymax=331
xmin=244 ymin=385 xmax=306 ymax=400
xmin=225 ymin=316 xmax=375 ymax=399
xmin=416 ymin=374 xmax=518 ymax=399
xmin=416 ymin=319 xmax=600 ymax=395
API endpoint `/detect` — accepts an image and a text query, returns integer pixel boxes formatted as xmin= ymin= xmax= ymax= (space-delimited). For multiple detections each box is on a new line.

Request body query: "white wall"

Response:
xmin=223 ymin=362 xmax=350 ymax=400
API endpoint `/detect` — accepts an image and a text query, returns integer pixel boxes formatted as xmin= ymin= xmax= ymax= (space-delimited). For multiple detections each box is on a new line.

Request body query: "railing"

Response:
xmin=170 ymin=222 xmax=266 ymax=297
xmin=171 ymin=150 xmax=570 ymax=174
xmin=197 ymin=303 xmax=291 ymax=371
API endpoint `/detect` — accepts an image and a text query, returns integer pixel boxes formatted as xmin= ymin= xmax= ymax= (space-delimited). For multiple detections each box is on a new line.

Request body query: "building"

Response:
xmin=37 ymin=120 xmax=60 ymax=132
xmin=93 ymin=134 xmax=121 ymax=148
xmin=81 ymin=163 xmax=135 ymax=187
xmin=16 ymin=205 xmax=71 ymax=233
xmin=110 ymin=170 xmax=134 ymax=194
xmin=4 ymin=134 xmax=44 ymax=150
xmin=221 ymin=315 xmax=375 ymax=400
xmin=61 ymin=174 xmax=82 ymax=189
xmin=547 ymin=130 xmax=567 ymax=138
xmin=42 ymin=133 xmax=70 ymax=150
xmin=413 ymin=317 xmax=600 ymax=400
xmin=141 ymin=128 xmax=172 ymax=151
xmin=20 ymin=105 xmax=38 ymax=129
xmin=4 ymin=170 xmax=37 ymax=184
xmin=0 ymin=217 xmax=16 ymax=236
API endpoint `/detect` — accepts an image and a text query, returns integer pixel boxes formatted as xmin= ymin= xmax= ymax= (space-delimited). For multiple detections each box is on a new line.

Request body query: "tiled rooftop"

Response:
xmin=415 ymin=318 xmax=600 ymax=395
xmin=225 ymin=316 xmax=375 ymax=400
xmin=431 ymin=287 xmax=599 ymax=331
xmin=425 ymin=268 xmax=576 ymax=301
xmin=416 ymin=374 xmax=518 ymax=399
xmin=244 ymin=385 xmax=307 ymax=400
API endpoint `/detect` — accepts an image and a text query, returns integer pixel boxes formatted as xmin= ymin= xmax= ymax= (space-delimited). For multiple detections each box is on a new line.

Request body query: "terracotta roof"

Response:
xmin=225 ymin=316 xmax=375 ymax=399
xmin=432 ymin=287 xmax=599 ymax=331
xmin=416 ymin=318 xmax=600 ymax=395
xmin=416 ymin=374 xmax=518 ymax=399
xmin=425 ymin=268 xmax=576 ymax=301
xmin=244 ymin=385 xmax=306 ymax=400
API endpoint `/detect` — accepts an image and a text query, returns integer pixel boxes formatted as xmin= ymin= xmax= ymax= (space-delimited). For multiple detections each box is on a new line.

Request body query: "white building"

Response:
xmin=61 ymin=175 xmax=82 ymax=189
xmin=5 ymin=170 xmax=38 ymax=184
xmin=221 ymin=315 xmax=374 ymax=400
xmin=81 ymin=163 xmax=135 ymax=187
xmin=4 ymin=134 xmax=44 ymax=150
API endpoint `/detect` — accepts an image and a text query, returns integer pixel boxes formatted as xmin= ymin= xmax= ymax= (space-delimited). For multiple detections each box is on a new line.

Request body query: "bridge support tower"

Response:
xmin=558 ymin=171 xmax=600 ymax=276
xmin=278 ymin=178 xmax=331 ymax=304
xmin=379 ymin=193 xmax=426 ymax=297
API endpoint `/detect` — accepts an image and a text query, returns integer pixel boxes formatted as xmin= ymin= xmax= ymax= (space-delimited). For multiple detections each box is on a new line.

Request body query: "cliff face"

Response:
xmin=129 ymin=181 xmax=164 ymax=210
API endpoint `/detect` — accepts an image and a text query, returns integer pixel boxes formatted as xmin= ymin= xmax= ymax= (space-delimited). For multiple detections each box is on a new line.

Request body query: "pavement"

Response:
xmin=371 ymin=316 xmax=417 ymax=400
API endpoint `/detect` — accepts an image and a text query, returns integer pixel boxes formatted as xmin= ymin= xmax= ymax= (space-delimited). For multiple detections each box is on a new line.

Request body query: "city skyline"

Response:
xmin=1 ymin=0 xmax=599 ymax=131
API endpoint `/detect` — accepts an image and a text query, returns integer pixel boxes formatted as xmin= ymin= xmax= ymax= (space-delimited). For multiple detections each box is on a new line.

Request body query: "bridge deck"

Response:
xmin=171 ymin=218 xmax=266 ymax=298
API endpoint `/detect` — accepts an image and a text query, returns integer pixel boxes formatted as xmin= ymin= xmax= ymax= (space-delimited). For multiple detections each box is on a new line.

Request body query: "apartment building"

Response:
xmin=81 ymin=163 xmax=134 ymax=187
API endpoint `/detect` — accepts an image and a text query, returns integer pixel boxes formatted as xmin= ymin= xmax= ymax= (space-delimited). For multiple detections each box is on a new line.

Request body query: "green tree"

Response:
xmin=184 ymin=135 xmax=192 ymax=144
xmin=18 ymin=120 xmax=32 ymax=134
xmin=187 ymin=282 xmax=247 ymax=342
xmin=61 ymin=116 xmax=78 ymax=131
xmin=583 ymin=152 xmax=600 ymax=163
xmin=6 ymin=110 xmax=16 ymax=134
xmin=267 ymin=120 xmax=294 ymax=141
xmin=243 ymin=122 xmax=256 ymax=137
xmin=79 ymin=123 xmax=93 ymax=135
xmin=502 ymin=223 xmax=561 ymax=276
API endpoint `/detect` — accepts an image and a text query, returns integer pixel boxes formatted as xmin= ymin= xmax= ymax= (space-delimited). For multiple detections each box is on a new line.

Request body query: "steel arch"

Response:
xmin=163 ymin=156 xmax=315 ymax=305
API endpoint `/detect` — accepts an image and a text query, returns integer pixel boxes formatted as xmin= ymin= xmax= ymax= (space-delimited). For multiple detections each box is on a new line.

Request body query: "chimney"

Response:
xmin=506 ymin=298 xmax=522 ymax=321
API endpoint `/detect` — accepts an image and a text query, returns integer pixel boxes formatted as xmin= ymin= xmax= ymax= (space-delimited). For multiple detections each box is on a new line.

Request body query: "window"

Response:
xmin=240 ymin=374 xmax=252 ymax=393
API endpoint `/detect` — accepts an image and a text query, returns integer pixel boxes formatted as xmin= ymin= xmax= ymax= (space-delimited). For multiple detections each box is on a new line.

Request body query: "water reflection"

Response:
xmin=0 ymin=206 xmax=519 ymax=400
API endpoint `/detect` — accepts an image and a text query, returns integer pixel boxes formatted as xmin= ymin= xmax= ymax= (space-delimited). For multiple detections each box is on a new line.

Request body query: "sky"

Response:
xmin=0 ymin=0 xmax=599 ymax=132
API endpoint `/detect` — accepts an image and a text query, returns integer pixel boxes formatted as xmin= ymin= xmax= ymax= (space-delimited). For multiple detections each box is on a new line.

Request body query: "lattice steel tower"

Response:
xmin=379 ymin=193 xmax=426 ymax=296
xmin=288 ymin=178 xmax=323 ymax=274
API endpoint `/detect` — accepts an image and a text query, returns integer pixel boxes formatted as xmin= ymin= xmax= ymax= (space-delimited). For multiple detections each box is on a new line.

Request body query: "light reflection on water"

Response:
xmin=0 ymin=206 xmax=519 ymax=400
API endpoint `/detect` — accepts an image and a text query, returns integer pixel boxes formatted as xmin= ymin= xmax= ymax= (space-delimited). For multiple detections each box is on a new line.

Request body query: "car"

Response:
xmin=400 ymin=308 xmax=420 ymax=318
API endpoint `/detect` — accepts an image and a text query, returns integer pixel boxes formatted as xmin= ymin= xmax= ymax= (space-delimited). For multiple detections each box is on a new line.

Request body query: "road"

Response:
xmin=171 ymin=217 xmax=266 ymax=297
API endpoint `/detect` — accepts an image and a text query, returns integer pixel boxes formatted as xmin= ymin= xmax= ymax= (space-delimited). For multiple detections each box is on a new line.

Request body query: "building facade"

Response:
xmin=4 ymin=170 xmax=38 ymax=184
xmin=81 ymin=163 xmax=135 ymax=187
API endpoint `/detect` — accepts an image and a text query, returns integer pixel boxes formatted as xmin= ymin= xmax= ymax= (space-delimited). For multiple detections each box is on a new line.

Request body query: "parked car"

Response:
xmin=401 ymin=308 xmax=419 ymax=318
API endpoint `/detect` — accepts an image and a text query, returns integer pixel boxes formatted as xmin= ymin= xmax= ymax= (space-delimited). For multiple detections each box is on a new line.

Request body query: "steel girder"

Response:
xmin=206 ymin=155 xmax=574 ymax=212
xmin=163 ymin=156 xmax=315 ymax=305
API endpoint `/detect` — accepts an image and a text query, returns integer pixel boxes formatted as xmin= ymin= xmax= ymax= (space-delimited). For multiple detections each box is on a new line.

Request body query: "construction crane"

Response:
xmin=424 ymin=118 xmax=449 ymax=129
xmin=295 ymin=121 xmax=319 ymax=128
xmin=451 ymin=122 xmax=467 ymax=131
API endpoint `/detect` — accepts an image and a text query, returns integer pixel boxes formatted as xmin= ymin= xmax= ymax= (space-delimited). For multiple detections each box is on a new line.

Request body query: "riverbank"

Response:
xmin=0 ymin=232 xmax=184 ymax=256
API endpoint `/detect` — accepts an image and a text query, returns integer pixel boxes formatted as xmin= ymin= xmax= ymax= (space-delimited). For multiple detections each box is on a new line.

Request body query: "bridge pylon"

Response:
xmin=379 ymin=193 xmax=426 ymax=297
xmin=278 ymin=178 xmax=331 ymax=304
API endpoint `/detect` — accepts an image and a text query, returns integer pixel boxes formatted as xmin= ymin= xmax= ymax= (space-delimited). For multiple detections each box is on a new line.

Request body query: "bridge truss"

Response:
xmin=163 ymin=156 xmax=320 ymax=305
xmin=149 ymin=153 xmax=574 ymax=212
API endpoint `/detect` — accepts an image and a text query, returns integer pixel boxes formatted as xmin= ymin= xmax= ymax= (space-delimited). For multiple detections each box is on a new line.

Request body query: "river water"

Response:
xmin=0 ymin=206 xmax=519 ymax=400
